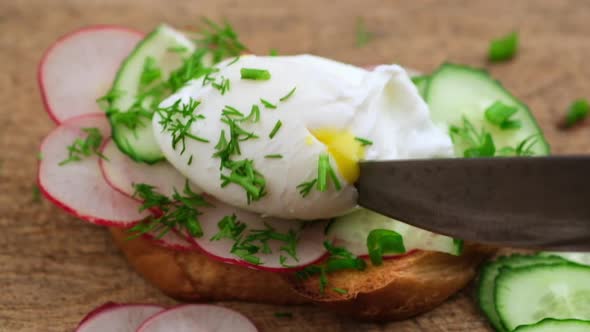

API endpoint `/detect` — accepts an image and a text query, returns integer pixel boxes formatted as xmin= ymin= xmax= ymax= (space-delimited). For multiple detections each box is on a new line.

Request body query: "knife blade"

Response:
xmin=356 ymin=156 xmax=590 ymax=251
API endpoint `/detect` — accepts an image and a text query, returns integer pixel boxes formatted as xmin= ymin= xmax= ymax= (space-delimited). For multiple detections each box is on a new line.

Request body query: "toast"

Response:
xmin=110 ymin=228 xmax=494 ymax=321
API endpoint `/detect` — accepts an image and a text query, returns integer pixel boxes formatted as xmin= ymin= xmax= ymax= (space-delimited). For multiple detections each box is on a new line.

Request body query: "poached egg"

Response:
xmin=154 ymin=54 xmax=453 ymax=220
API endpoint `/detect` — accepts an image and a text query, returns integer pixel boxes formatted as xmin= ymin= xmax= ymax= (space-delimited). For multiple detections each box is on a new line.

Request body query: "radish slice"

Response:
xmin=76 ymin=303 xmax=164 ymax=332
xmin=189 ymin=199 xmax=328 ymax=272
xmin=39 ymin=26 xmax=143 ymax=123
xmin=137 ymin=304 xmax=257 ymax=332
xmin=99 ymin=139 xmax=199 ymax=198
xmin=142 ymin=228 xmax=196 ymax=251
xmin=38 ymin=113 xmax=150 ymax=226
xmin=77 ymin=302 xmax=120 ymax=326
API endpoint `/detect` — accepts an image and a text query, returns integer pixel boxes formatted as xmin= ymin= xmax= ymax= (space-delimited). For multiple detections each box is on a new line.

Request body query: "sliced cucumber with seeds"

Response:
xmin=477 ymin=254 xmax=567 ymax=332
xmin=495 ymin=263 xmax=590 ymax=331
xmin=109 ymin=24 xmax=195 ymax=163
xmin=426 ymin=63 xmax=550 ymax=157
xmin=513 ymin=318 xmax=590 ymax=332
xmin=326 ymin=209 xmax=462 ymax=257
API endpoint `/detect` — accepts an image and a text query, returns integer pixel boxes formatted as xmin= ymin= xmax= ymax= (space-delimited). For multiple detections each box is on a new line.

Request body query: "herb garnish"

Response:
xmin=295 ymin=242 xmax=366 ymax=293
xmin=499 ymin=134 xmax=539 ymax=157
xmin=211 ymin=76 xmax=231 ymax=95
xmin=563 ymin=99 xmax=589 ymax=128
xmin=317 ymin=154 xmax=341 ymax=191
xmin=264 ymin=154 xmax=283 ymax=159
xmin=296 ymin=154 xmax=341 ymax=197
xmin=274 ymin=312 xmax=293 ymax=318
xmin=332 ymin=287 xmax=348 ymax=295
xmin=243 ymin=105 xmax=261 ymax=123
xmin=449 ymin=117 xmax=495 ymax=158
xmin=279 ymin=87 xmax=297 ymax=102
xmin=210 ymin=214 xmax=246 ymax=241
xmin=297 ymin=179 xmax=317 ymax=198
xmin=354 ymin=137 xmax=373 ymax=146
xmin=240 ymin=68 xmax=271 ymax=80
xmin=484 ymin=101 xmax=521 ymax=130
xmin=489 ymin=31 xmax=518 ymax=62
xmin=269 ymin=120 xmax=283 ymax=139
xmin=260 ymin=98 xmax=277 ymax=109
xmin=355 ymin=17 xmax=373 ymax=48
xmin=32 ymin=184 xmax=42 ymax=204
xmin=196 ymin=18 xmax=247 ymax=64
xmin=59 ymin=127 xmax=107 ymax=165
xmin=366 ymin=229 xmax=405 ymax=266
xmin=213 ymin=217 xmax=300 ymax=265
xmin=140 ymin=56 xmax=162 ymax=87
xmin=129 ymin=181 xmax=209 ymax=239
xmin=156 ymin=98 xmax=209 ymax=155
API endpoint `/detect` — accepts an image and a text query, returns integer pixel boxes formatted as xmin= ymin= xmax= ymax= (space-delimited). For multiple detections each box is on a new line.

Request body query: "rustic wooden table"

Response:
xmin=1 ymin=0 xmax=589 ymax=330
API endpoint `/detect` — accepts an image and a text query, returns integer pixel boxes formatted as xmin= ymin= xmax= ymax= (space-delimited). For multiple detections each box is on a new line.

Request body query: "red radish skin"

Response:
xmin=137 ymin=304 xmax=257 ymax=332
xmin=75 ymin=303 xmax=164 ymax=332
xmin=141 ymin=228 xmax=197 ymax=251
xmin=38 ymin=113 xmax=150 ymax=226
xmin=38 ymin=25 xmax=143 ymax=123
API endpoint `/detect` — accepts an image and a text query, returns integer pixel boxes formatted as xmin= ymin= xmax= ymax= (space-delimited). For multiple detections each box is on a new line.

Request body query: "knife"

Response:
xmin=356 ymin=156 xmax=590 ymax=251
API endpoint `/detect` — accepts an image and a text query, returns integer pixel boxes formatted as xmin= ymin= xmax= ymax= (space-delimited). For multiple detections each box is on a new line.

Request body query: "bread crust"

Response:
xmin=110 ymin=228 xmax=494 ymax=320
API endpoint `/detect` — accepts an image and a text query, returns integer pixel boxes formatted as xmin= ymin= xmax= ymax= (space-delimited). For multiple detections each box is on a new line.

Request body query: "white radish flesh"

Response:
xmin=76 ymin=303 xmax=163 ymax=332
xmin=38 ymin=114 xmax=149 ymax=226
xmin=99 ymin=139 xmax=199 ymax=198
xmin=38 ymin=26 xmax=143 ymax=123
xmin=137 ymin=304 xmax=257 ymax=332
xmin=190 ymin=199 xmax=328 ymax=272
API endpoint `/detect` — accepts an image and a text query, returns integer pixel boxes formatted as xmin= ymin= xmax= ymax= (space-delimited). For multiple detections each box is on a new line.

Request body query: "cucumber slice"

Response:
xmin=477 ymin=254 xmax=566 ymax=332
xmin=495 ymin=263 xmax=590 ymax=331
xmin=513 ymin=318 xmax=590 ymax=332
xmin=540 ymin=252 xmax=590 ymax=266
xmin=109 ymin=24 xmax=195 ymax=163
xmin=326 ymin=209 xmax=461 ymax=257
xmin=426 ymin=63 xmax=550 ymax=157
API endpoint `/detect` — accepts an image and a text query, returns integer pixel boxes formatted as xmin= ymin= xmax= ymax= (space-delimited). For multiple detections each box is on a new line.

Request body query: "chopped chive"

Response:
xmin=327 ymin=162 xmax=342 ymax=191
xmin=240 ymin=68 xmax=271 ymax=80
xmin=269 ymin=49 xmax=279 ymax=56
xmin=489 ymin=31 xmax=518 ymax=62
xmin=274 ymin=312 xmax=293 ymax=318
xmin=564 ymin=99 xmax=589 ymax=127
xmin=260 ymin=98 xmax=277 ymax=109
xmin=354 ymin=137 xmax=373 ymax=146
xmin=222 ymin=105 xmax=244 ymax=118
xmin=355 ymin=17 xmax=373 ymax=48
xmin=264 ymin=154 xmax=283 ymax=159
xmin=32 ymin=184 xmax=42 ymax=203
xmin=316 ymin=154 xmax=329 ymax=191
xmin=188 ymin=155 xmax=193 ymax=165
xmin=269 ymin=120 xmax=283 ymax=139
xmin=279 ymin=87 xmax=297 ymax=102
xmin=167 ymin=46 xmax=189 ymax=53
xmin=228 ymin=56 xmax=240 ymax=66
xmin=366 ymin=229 xmax=405 ymax=266
xmin=484 ymin=101 xmax=521 ymax=130
xmin=332 ymin=287 xmax=348 ymax=294
xmin=243 ymin=105 xmax=260 ymax=123
xmin=297 ymin=179 xmax=317 ymax=198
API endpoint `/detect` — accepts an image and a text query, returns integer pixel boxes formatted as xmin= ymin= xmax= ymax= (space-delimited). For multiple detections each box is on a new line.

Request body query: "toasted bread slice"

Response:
xmin=285 ymin=244 xmax=495 ymax=321
xmin=110 ymin=228 xmax=309 ymax=304
xmin=110 ymin=228 xmax=493 ymax=320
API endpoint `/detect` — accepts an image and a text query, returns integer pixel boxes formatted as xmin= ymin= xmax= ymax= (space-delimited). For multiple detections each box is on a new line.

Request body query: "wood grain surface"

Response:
xmin=1 ymin=0 xmax=589 ymax=331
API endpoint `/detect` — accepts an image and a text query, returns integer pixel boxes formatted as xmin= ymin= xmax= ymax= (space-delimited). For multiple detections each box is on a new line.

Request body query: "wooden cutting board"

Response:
xmin=1 ymin=0 xmax=589 ymax=330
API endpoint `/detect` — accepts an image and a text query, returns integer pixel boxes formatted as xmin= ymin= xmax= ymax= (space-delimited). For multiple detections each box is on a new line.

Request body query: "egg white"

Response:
xmin=153 ymin=54 xmax=453 ymax=220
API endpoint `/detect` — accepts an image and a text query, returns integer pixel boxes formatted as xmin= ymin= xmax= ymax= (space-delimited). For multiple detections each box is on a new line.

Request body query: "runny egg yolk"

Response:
xmin=310 ymin=129 xmax=365 ymax=184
